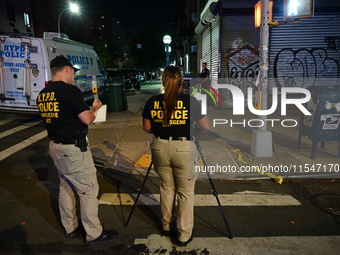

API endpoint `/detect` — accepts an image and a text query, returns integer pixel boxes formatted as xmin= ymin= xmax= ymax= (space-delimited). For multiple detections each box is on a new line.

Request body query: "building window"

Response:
xmin=6 ymin=3 xmax=16 ymax=22
xmin=24 ymin=12 xmax=31 ymax=28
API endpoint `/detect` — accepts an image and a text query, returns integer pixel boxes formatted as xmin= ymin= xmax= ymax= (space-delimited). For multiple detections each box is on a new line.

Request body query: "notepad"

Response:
xmin=93 ymin=104 xmax=107 ymax=123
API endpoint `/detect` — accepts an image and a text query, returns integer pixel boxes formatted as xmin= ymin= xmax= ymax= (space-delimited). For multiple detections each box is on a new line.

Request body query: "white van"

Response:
xmin=0 ymin=32 xmax=106 ymax=113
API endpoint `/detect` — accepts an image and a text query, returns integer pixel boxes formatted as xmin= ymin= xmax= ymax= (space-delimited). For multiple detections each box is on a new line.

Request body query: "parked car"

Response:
xmin=106 ymin=68 xmax=140 ymax=90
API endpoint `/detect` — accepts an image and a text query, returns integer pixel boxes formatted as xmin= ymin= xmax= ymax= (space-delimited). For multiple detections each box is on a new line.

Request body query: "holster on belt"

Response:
xmin=72 ymin=130 xmax=88 ymax=152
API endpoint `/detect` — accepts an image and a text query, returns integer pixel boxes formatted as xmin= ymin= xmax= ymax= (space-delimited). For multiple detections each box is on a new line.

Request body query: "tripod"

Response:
xmin=194 ymin=132 xmax=233 ymax=239
xmin=125 ymin=135 xmax=233 ymax=239
xmin=125 ymin=160 xmax=153 ymax=227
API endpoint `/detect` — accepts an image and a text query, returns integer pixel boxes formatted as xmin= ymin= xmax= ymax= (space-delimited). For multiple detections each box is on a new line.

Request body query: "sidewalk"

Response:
xmin=88 ymin=83 xmax=340 ymax=182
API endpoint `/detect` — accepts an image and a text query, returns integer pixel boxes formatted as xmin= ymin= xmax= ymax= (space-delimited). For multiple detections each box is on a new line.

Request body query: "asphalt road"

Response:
xmin=0 ymin=82 xmax=339 ymax=254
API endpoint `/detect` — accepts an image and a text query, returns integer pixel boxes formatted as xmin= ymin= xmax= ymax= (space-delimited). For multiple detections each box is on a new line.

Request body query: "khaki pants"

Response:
xmin=49 ymin=141 xmax=102 ymax=241
xmin=151 ymin=137 xmax=199 ymax=242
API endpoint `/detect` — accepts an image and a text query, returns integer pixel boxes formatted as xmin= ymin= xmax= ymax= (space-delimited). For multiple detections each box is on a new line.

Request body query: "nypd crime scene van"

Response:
xmin=0 ymin=32 xmax=106 ymax=113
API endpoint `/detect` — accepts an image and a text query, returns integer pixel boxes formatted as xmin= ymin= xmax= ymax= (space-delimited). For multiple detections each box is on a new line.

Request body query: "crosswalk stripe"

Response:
xmin=0 ymin=130 xmax=47 ymax=161
xmin=134 ymin=235 xmax=340 ymax=255
xmin=99 ymin=192 xmax=301 ymax=206
xmin=0 ymin=115 xmax=17 ymax=125
xmin=0 ymin=120 xmax=41 ymax=139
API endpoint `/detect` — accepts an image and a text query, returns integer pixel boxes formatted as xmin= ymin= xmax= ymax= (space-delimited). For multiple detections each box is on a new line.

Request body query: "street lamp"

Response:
xmin=58 ymin=3 xmax=80 ymax=37
xmin=163 ymin=35 xmax=171 ymax=66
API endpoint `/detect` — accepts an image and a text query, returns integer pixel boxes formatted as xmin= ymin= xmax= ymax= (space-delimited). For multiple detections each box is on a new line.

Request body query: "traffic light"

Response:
xmin=254 ymin=1 xmax=273 ymax=28
xmin=284 ymin=0 xmax=314 ymax=19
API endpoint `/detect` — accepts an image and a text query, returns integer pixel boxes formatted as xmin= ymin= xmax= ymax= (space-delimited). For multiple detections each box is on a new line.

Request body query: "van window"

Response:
xmin=24 ymin=12 xmax=31 ymax=28
xmin=97 ymin=59 xmax=105 ymax=75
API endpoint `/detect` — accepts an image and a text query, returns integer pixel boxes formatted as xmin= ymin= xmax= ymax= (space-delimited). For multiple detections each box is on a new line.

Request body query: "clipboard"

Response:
xmin=93 ymin=104 xmax=107 ymax=123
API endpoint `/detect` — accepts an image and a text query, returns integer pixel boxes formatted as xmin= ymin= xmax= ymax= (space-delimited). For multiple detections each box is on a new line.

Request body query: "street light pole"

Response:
xmin=57 ymin=3 xmax=79 ymax=37
xmin=163 ymin=35 xmax=172 ymax=67
xmin=166 ymin=45 xmax=170 ymax=66
xmin=250 ymin=0 xmax=273 ymax=157
xmin=58 ymin=9 xmax=67 ymax=36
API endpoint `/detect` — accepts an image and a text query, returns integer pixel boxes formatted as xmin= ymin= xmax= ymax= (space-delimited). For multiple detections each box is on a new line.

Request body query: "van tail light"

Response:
xmin=45 ymin=81 xmax=52 ymax=86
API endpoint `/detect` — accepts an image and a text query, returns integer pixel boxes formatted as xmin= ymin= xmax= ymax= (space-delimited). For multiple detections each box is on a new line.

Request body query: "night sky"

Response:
xmin=81 ymin=0 xmax=174 ymax=33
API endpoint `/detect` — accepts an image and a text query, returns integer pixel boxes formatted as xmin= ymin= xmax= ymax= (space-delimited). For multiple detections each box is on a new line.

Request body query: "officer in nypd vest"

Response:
xmin=37 ymin=55 xmax=118 ymax=246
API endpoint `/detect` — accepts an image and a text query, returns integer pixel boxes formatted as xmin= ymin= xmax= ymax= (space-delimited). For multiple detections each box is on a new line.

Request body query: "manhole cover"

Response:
xmin=310 ymin=193 xmax=340 ymax=217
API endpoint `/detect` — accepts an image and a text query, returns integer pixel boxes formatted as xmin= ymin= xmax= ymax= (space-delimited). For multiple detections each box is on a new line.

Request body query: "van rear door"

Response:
xmin=0 ymin=36 xmax=45 ymax=112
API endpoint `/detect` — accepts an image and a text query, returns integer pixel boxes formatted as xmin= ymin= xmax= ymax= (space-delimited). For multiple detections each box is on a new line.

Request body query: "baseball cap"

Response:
xmin=50 ymin=56 xmax=79 ymax=73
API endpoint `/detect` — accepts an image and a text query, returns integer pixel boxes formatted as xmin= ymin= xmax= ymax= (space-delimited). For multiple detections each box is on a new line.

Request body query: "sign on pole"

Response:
xmin=284 ymin=0 xmax=314 ymax=19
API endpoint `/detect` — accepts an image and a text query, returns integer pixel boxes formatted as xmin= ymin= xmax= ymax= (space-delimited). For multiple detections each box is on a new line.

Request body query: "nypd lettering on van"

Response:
xmin=1 ymin=45 xmax=31 ymax=59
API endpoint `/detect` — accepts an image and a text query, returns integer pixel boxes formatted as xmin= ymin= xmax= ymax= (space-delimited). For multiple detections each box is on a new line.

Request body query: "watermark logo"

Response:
xmin=188 ymin=78 xmax=312 ymax=128
xmin=197 ymin=85 xmax=311 ymax=116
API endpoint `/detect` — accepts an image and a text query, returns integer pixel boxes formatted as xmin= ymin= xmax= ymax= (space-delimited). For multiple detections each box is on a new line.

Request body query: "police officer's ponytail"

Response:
xmin=162 ymin=66 xmax=183 ymax=124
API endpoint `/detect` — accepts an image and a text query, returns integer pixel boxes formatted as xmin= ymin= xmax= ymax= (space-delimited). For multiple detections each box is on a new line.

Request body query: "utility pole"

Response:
xmin=250 ymin=0 xmax=273 ymax=157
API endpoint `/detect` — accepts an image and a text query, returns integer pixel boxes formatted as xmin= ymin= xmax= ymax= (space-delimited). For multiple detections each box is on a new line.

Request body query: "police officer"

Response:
xmin=199 ymin=62 xmax=210 ymax=84
xmin=142 ymin=66 xmax=210 ymax=246
xmin=37 ymin=56 xmax=118 ymax=246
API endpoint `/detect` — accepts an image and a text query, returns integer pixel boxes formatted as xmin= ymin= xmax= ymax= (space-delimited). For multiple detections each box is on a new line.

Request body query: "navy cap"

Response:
xmin=50 ymin=56 xmax=79 ymax=73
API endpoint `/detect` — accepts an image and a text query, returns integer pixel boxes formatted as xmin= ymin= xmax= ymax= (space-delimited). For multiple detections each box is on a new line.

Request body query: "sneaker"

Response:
xmin=66 ymin=227 xmax=80 ymax=238
xmin=176 ymin=236 xmax=193 ymax=247
xmin=86 ymin=230 xmax=118 ymax=246
xmin=161 ymin=229 xmax=171 ymax=236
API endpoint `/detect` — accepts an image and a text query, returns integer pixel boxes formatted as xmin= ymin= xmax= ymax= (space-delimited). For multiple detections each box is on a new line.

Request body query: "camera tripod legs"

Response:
xmin=125 ymin=150 xmax=233 ymax=239
xmin=196 ymin=140 xmax=233 ymax=239
xmin=125 ymin=160 xmax=153 ymax=227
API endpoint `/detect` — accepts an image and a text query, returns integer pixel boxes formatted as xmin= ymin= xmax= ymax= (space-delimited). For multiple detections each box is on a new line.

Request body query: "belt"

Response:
xmin=52 ymin=140 xmax=75 ymax=145
xmin=158 ymin=136 xmax=191 ymax=141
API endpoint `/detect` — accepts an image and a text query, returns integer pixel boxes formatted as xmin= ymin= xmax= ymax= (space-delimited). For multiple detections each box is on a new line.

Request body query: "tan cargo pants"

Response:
xmin=49 ymin=141 xmax=102 ymax=241
xmin=151 ymin=137 xmax=199 ymax=242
